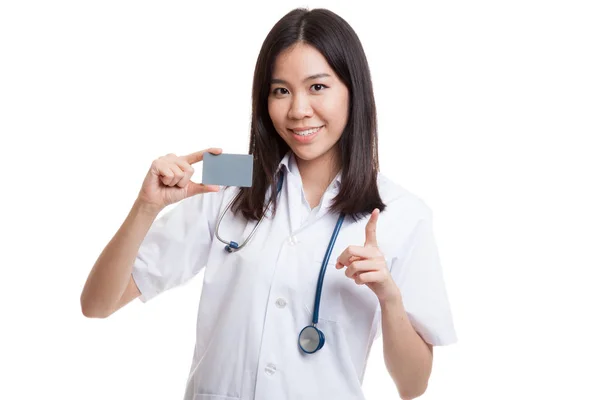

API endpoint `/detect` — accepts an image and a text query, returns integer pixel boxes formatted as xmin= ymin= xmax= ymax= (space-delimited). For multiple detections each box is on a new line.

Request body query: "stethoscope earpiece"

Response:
xmin=224 ymin=241 xmax=239 ymax=253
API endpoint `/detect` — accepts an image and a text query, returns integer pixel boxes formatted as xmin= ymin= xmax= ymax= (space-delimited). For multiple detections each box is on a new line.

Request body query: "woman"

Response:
xmin=81 ymin=7 xmax=457 ymax=400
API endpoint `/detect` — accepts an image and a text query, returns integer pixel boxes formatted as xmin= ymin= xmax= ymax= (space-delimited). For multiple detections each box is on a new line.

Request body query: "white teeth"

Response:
xmin=294 ymin=127 xmax=321 ymax=136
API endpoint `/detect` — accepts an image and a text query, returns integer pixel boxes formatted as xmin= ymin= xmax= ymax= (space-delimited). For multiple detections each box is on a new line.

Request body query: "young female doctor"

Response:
xmin=81 ymin=7 xmax=457 ymax=400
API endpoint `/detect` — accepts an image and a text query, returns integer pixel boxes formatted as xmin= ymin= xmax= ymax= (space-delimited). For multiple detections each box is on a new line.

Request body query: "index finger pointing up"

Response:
xmin=183 ymin=148 xmax=223 ymax=165
xmin=364 ymin=208 xmax=380 ymax=247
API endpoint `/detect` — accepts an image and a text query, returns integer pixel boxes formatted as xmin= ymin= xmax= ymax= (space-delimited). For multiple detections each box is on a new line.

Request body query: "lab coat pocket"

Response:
xmin=205 ymin=220 xmax=266 ymax=289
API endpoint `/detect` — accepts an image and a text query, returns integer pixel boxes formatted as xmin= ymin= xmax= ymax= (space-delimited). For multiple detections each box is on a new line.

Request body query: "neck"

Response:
xmin=294 ymin=149 xmax=341 ymax=192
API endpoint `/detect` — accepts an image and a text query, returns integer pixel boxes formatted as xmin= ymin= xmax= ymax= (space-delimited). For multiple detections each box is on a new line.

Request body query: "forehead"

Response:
xmin=272 ymin=43 xmax=334 ymax=81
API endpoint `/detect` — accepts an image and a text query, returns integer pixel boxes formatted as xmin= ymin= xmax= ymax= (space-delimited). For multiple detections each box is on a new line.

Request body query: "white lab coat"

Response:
xmin=132 ymin=151 xmax=457 ymax=399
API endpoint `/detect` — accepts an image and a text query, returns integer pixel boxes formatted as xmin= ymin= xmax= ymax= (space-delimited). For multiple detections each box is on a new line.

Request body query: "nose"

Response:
xmin=287 ymin=93 xmax=314 ymax=120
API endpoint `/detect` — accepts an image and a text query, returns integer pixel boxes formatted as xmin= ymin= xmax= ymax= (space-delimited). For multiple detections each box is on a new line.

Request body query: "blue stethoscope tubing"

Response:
xmin=215 ymin=170 xmax=346 ymax=354
xmin=298 ymin=212 xmax=345 ymax=354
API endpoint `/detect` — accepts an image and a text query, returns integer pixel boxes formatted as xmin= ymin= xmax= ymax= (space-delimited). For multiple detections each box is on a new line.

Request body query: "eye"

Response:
xmin=311 ymin=84 xmax=328 ymax=92
xmin=272 ymin=87 xmax=289 ymax=96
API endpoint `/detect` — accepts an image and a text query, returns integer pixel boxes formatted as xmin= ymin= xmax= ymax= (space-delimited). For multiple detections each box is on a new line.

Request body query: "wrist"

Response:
xmin=133 ymin=198 xmax=163 ymax=217
xmin=379 ymin=285 xmax=404 ymax=310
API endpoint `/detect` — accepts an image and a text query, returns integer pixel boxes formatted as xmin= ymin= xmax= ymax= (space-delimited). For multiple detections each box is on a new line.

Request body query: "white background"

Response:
xmin=1 ymin=0 xmax=599 ymax=399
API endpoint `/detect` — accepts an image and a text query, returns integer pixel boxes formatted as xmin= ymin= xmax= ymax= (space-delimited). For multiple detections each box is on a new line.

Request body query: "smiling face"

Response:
xmin=268 ymin=42 xmax=350 ymax=170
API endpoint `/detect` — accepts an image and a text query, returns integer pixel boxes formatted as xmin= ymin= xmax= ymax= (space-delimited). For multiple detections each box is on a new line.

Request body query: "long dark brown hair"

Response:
xmin=231 ymin=7 xmax=386 ymax=223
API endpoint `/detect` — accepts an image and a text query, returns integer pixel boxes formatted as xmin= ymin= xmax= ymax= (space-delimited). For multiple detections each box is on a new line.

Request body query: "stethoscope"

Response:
xmin=215 ymin=170 xmax=346 ymax=354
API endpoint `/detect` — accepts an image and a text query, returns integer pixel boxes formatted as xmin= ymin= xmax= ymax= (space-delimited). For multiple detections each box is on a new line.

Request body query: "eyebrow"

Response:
xmin=270 ymin=73 xmax=332 ymax=85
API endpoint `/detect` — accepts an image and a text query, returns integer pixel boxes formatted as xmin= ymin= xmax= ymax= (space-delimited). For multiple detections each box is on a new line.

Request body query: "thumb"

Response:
xmin=186 ymin=182 xmax=220 ymax=197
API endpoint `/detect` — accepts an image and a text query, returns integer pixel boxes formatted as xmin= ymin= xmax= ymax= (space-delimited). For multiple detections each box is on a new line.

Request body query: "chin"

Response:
xmin=291 ymin=147 xmax=319 ymax=159
xmin=294 ymin=147 xmax=334 ymax=163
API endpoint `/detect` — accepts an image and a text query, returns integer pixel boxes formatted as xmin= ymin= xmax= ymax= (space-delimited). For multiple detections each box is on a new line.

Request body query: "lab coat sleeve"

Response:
xmin=131 ymin=191 xmax=222 ymax=303
xmin=389 ymin=209 xmax=458 ymax=346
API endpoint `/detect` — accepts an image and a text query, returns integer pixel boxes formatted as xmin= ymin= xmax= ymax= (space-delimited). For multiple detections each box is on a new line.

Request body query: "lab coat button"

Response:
xmin=275 ymin=298 xmax=287 ymax=308
xmin=288 ymin=236 xmax=298 ymax=245
xmin=265 ymin=363 xmax=277 ymax=375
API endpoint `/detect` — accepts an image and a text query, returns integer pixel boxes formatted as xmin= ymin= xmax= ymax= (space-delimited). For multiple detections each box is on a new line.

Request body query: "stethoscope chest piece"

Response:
xmin=298 ymin=325 xmax=325 ymax=354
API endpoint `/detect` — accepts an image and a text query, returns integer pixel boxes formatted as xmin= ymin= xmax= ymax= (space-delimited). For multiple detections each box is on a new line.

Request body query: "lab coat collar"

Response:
xmin=277 ymin=150 xmax=342 ymax=190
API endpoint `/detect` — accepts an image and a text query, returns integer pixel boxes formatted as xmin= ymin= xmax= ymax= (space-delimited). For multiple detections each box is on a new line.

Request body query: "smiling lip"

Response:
xmin=288 ymin=125 xmax=323 ymax=143
xmin=289 ymin=125 xmax=324 ymax=133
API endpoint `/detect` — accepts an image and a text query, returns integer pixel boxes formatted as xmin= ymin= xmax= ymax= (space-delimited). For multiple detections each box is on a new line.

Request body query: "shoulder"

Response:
xmin=376 ymin=172 xmax=432 ymax=222
xmin=370 ymin=173 xmax=432 ymax=260
xmin=373 ymin=173 xmax=435 ymax=259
